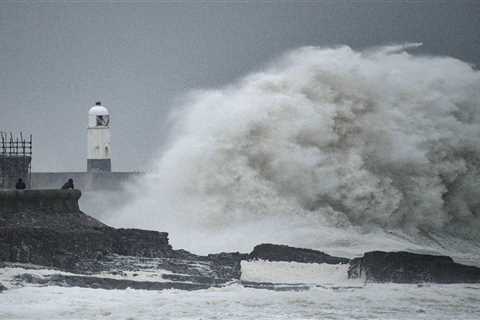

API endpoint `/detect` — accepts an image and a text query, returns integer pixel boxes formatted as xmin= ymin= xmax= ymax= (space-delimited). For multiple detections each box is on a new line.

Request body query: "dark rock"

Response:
xmin=0 ymin=190 xmax=173 ymax=272
xmin=161 ymin=273 xmax=226 ymax=285
xmin=107 ymin=228 xmax=172 ymax=258
xmin=348 ymin=251 xmax=480 ymax=283
xmin=14 ymin=273 xmax=49 ymax=285
xmin=65 ymin=253 xmax=244 ymax=286
xmin=21 ymin=273 xmax=212 ymax=291
xmin=0 ymin=283 xmax=7 ymax=292
xmin=241 ymin=281 xmax=311 ymax=291
xmin=207 ymin=252 xmax=249 ymax=279
xmin=0 ymin=189 xmax=104 ymax=230
xmin=249 ymin=243 xmax=349 ymax=264
xmin=157 ymin=253 xmax=247 ymax=283
xmin=0 ymin=226 xmax=172 ymax=272
xmin=0 ymin=190 xmax=253 ymax=290
xmin=171 ymin=249 xmax=201 ymax=260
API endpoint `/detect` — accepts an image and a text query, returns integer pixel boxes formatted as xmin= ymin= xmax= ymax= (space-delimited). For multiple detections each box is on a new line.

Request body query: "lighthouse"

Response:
xmin=87 ymin=101 xmax=111 ymax=172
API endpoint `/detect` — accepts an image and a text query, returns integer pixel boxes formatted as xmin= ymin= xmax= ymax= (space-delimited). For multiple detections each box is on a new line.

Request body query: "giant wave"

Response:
xmin=111 ymin=44 xmax=480 ymax=259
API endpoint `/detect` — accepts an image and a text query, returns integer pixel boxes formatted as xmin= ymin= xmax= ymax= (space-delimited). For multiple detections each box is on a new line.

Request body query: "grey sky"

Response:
xmin=1 ymin=1 xmax=478 ymax=172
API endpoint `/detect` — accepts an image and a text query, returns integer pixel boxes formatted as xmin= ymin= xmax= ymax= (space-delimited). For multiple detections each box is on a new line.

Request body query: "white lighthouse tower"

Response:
xmin=87 ymin=101 xmax=111 ymax=172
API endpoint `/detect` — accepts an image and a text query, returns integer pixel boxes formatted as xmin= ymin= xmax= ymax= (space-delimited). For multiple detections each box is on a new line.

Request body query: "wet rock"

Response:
xmin=73 ymin=254 xmax=243 ymax=286
xmin=249 ymin=243 xmax=349 ymax=264
xmin=241 ymin=281 xmax=311 ymax=291
xmin=107 ymin=228 xmax=172 ymax=258
xmin=161 ymin=273 xmax=227 ymax=285
xmin=0 ymin=190 xmax=173 ymax=272
xmin=0 ymin=283 xmax=7 ymax=292
xmin=207 ymin=252 xmax=249 ymax=279
xmin=348 ymin=251 xmax=480 ymax=283
xmin=14 ymin=273 xmax=49 ymax=285
xmin=0 ymin=190 xmax=263 ymax=290
xmin=36 ymin=274 xmax=212 ymax=291
xmin=0 ymin=226 xmax=172 ymax=272
xmin=0 ymin=189 xmax=104 ymax=230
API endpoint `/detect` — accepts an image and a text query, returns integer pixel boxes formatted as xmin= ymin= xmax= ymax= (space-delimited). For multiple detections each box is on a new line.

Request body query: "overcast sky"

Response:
xmin=1 ymin=1 xmax=478 ymax=172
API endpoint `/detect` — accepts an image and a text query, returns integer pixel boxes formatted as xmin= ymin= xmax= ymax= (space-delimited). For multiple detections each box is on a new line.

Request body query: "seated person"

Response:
xmin=15 ymin=178 xmax=26 ymax=190
xmin=61 ymin=178 xmax=74 ymax=190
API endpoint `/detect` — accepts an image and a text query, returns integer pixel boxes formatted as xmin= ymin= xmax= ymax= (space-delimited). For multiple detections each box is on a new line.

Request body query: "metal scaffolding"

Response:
xmin=0 ymin=131 xmax=32 ymax=189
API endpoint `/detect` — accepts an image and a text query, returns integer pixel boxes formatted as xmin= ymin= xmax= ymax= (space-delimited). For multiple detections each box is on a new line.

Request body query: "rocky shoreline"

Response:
xmin=1 ymin=189 xmax=480 ymax=292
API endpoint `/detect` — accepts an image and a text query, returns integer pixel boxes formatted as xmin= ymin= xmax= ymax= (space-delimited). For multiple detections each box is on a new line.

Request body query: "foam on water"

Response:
xmin=240 ymin=260 xmax=353 ymax=285
xmin=2 ymin=283 xmax=480 ymax=320
xmin=2 ymin=264 xmax=480 ymax=319
xmin=109 ymin=44 xmax=480 ymax=258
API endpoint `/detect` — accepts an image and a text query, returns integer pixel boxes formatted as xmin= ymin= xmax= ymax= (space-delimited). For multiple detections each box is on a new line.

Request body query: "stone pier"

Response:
xmin=0 ymin=189 xmax=172 ymax=271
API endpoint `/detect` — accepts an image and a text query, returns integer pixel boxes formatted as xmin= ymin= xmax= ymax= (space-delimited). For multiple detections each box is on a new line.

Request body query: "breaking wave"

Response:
xmin=112 ymin=44 xmax=480 ymax=257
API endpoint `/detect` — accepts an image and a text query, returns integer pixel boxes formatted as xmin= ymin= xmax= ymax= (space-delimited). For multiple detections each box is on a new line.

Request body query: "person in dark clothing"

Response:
xmin=15 ymin=178 xmax=26 ymax=190
xmin=61 ymin=178 xmax=74 ymax=190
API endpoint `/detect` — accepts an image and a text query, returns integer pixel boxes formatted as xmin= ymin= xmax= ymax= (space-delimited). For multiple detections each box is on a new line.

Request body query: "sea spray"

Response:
xmin=111 ymin=44 xmax=480 ymax=256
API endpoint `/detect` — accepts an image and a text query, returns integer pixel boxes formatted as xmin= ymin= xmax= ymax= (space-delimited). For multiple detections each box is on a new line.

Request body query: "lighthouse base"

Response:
xmin=87 ymin=159 xmax=111 ymax=172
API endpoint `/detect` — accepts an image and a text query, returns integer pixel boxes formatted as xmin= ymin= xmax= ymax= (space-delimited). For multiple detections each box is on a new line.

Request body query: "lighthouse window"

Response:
xmin=96 ymin=115 xmax=110 ymax=126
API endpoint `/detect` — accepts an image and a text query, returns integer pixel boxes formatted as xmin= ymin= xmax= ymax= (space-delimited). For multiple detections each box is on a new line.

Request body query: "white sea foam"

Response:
xmin=110 ymin=45 xmax=480 ymax=257
xmin=240 ymin=260 xmax=352 ymax=284
xmin=2 ymin=264 xmax=480 ymax=319
xmin=1 ymin=283 xmax=480 ymax=320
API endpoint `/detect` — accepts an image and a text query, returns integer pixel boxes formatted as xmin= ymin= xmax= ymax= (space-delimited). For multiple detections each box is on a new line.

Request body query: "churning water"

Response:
xmin=110 ymin=44 xmax=480 ymax=260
